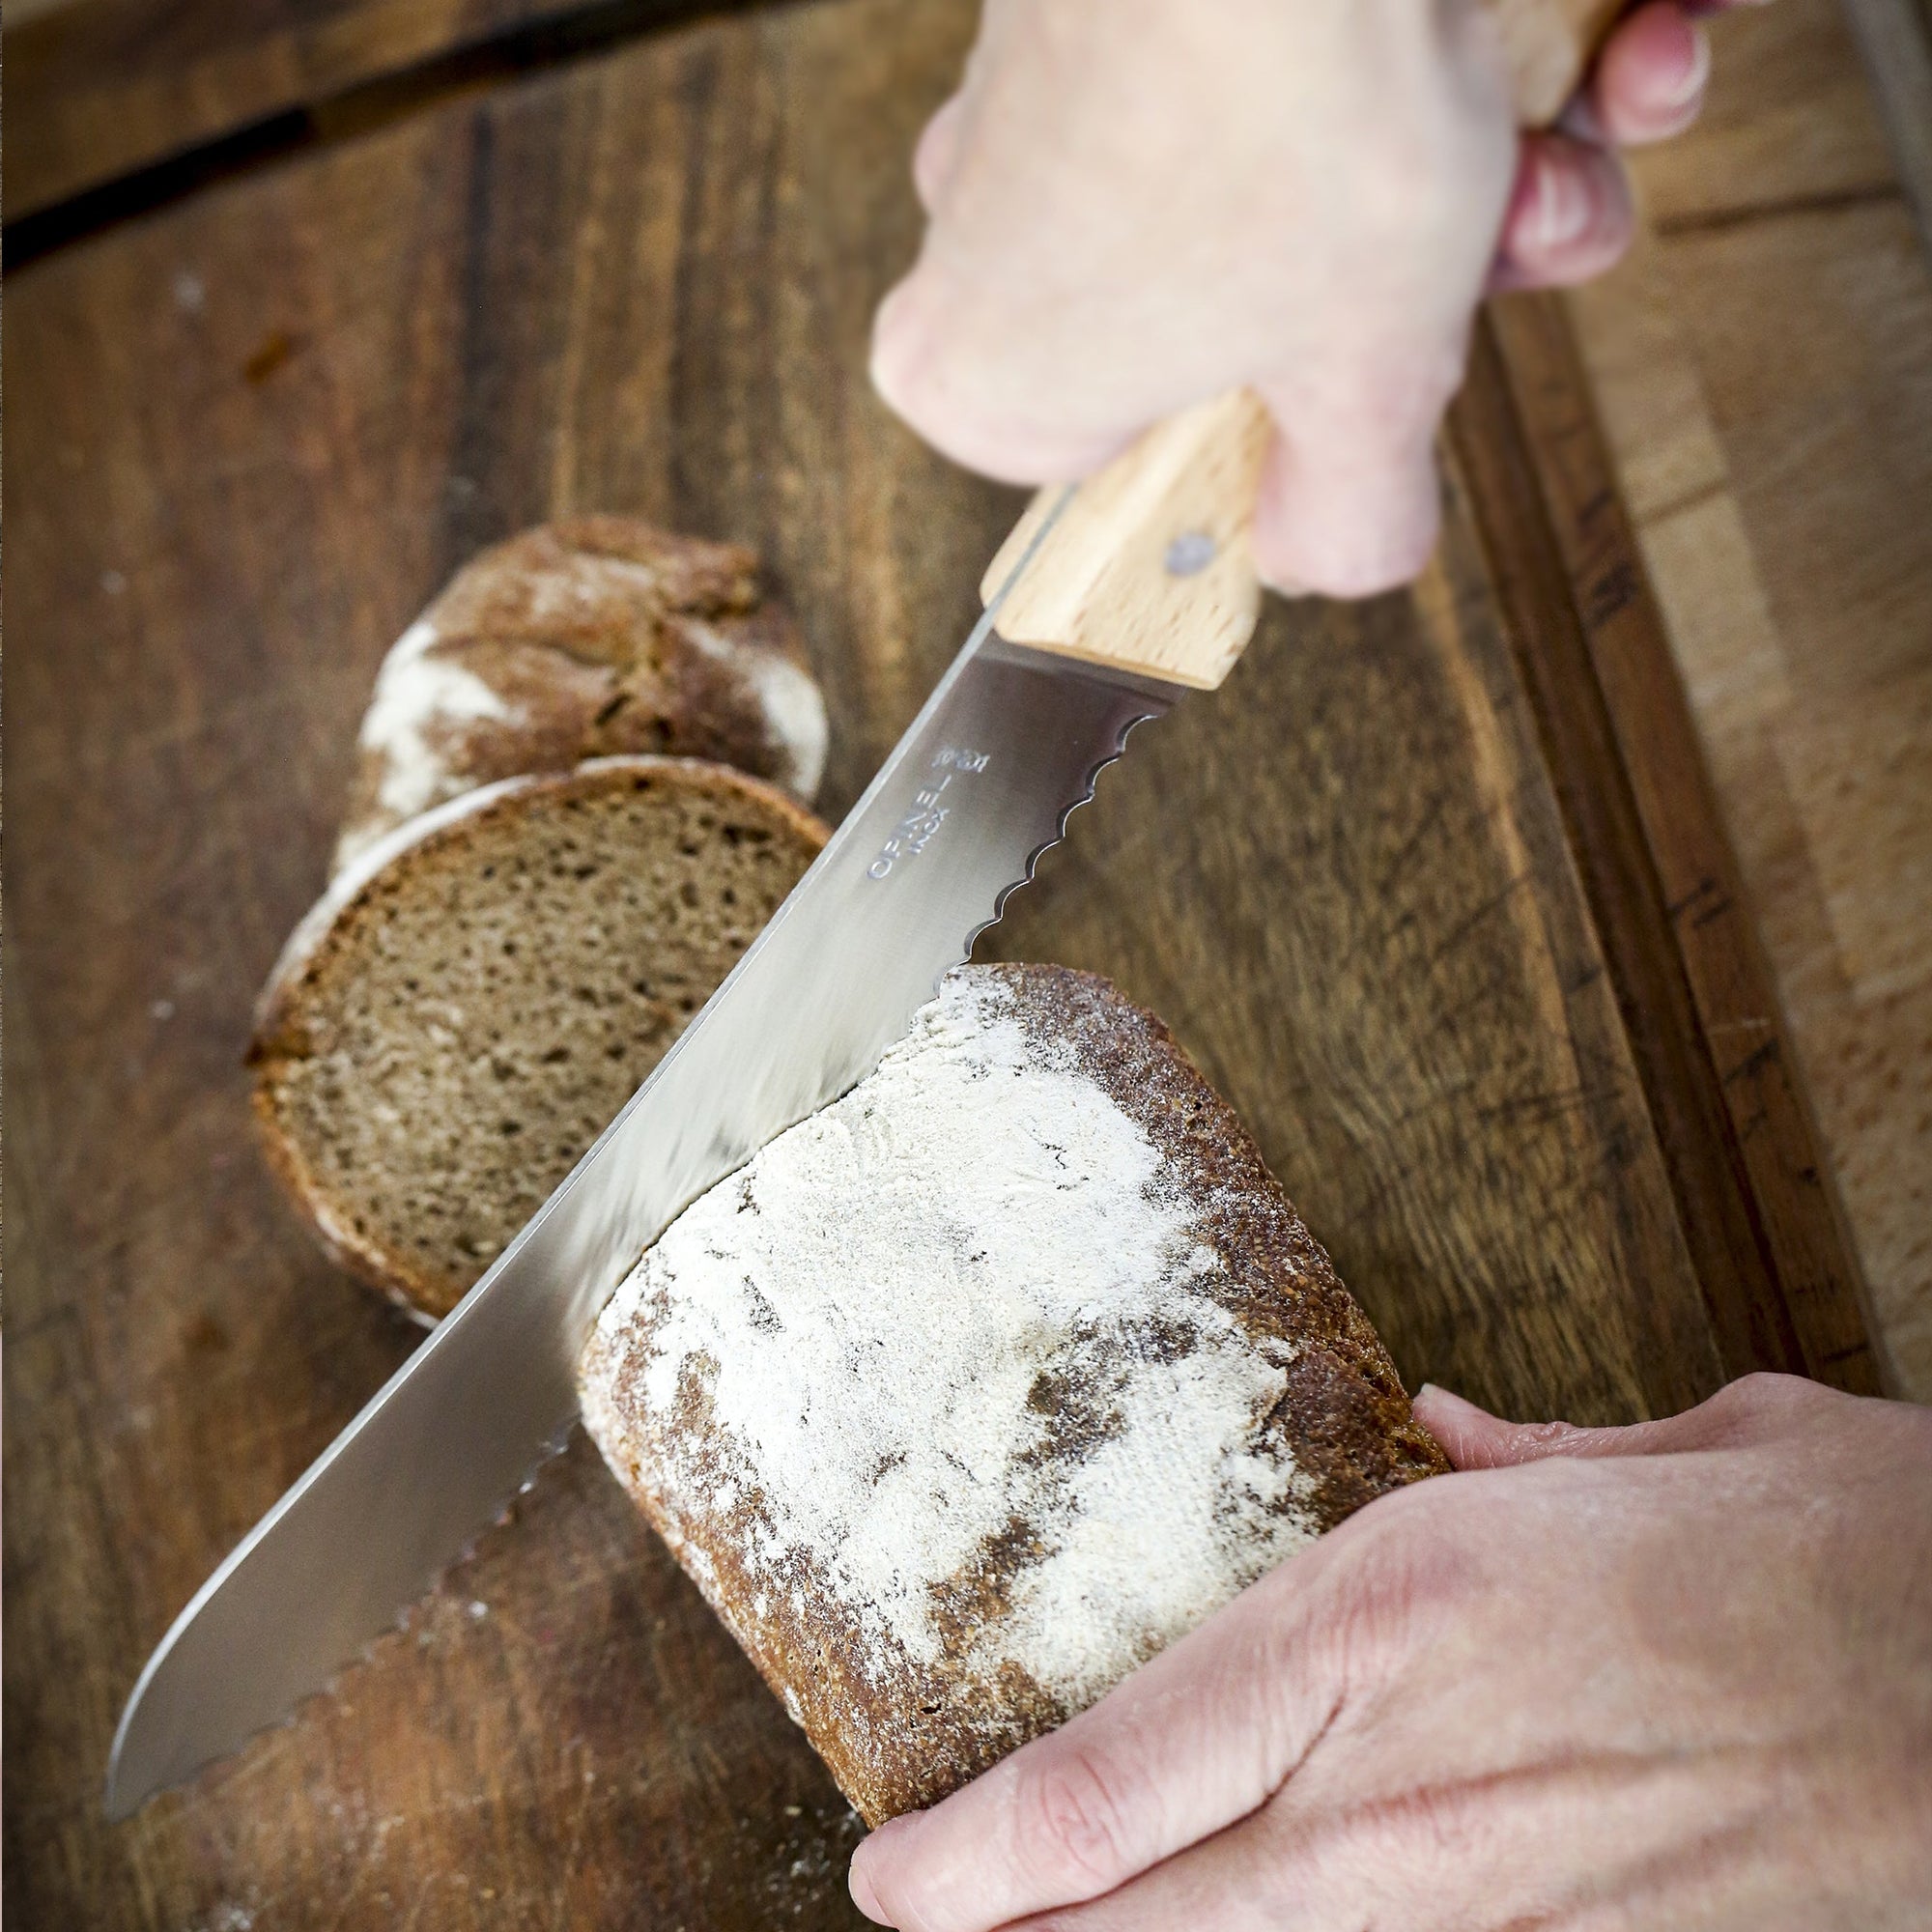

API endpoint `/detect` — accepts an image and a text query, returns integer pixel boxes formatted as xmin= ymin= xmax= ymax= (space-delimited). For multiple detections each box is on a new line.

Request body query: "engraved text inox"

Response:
xmin=867 ymin=747 xmax=992 ymax=880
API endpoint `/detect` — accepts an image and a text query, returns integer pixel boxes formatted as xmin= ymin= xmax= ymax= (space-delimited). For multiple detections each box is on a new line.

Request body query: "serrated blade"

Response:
xmin=105 ymin=547 xmax=1182 ymax=1818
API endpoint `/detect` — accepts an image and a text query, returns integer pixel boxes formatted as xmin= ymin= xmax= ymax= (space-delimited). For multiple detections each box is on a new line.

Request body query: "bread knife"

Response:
xmin=106 ymin=0 xmax=1624 ymax=1817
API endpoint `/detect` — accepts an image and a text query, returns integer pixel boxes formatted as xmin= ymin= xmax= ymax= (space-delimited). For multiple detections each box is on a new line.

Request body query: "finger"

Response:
xmin=1249 ymin=374 xmax=1445 ymax=599
xmin=1488 ymin=132 xmax=1634 ymax=293
xmin=1588 ymin=1 xmax=1712 ymax=146
xmin=849 ymin=1549 xmax=1355 ymax=1932
xmin=869 ymin=272 xmax=1136 ymax=483
xmin=913 ymin=94 xmax=967 ymax=213
xmin=1413 ymin=1373 xmax=1835 ymax=1470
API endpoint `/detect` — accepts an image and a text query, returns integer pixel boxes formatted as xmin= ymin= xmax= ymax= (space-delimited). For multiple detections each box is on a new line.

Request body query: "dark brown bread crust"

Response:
xmin=335 ymin=517 xmax=825 ymax=873
xmin=1003 ymin=966 xmax=1447 ymax=1520
xmin=582 ymin=963 xmax=1447 ymax=1824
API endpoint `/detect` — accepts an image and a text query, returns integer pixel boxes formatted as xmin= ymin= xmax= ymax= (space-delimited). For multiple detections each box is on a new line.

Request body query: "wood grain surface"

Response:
xmin=1455 ymin=298 xmax=1882 ymax=1392
xmin=1565 ymin=0 xmax=1932 ymax=1396
xmin=2 ymin=0 xmax=1874 ymax=1925
xmin=2 ymin=0 xmax=680 ymax=221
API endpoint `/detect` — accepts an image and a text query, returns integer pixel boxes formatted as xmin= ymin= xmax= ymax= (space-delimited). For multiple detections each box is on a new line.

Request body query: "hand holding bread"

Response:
xmin=852 ymin=1376 xmax=1932 ymax=1931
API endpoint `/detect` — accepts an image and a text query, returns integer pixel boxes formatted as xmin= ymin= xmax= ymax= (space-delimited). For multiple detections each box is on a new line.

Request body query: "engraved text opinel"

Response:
xmin=867 ymin=747 xmax=992 ymax=879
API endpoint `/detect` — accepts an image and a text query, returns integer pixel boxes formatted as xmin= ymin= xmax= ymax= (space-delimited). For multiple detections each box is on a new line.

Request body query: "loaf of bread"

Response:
xmin=253 ymin=757 xmax=827 ymax=1319
xmin=334 ymin=518 xmax=828 ymax=876
xmin=580 ymin=962 xmax=1447 ymax=1825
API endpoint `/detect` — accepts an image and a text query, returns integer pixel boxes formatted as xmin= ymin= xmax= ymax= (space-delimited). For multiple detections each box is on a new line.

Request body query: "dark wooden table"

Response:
xmin=3 ymin=1 xmax=1880 ymax=1925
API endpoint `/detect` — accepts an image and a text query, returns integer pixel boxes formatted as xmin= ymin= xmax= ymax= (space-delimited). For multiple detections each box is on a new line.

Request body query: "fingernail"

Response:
xmin=1529 ymin=157 xmax=1594 ymax=252
xmin=848 ymin=1856 xmax=890 ymax=1925
xmin=1662 ymin=28 xmax=1712 ymax=109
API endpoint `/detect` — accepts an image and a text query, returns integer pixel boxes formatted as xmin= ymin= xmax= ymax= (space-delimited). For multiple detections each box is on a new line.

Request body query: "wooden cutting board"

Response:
xmin=2 ymin=1 xmax=1878 ymax=1926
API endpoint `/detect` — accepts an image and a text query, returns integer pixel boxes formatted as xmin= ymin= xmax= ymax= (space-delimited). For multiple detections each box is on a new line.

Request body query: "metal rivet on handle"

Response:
xmin=1163 ymin=531 xmax=1216 ymax=578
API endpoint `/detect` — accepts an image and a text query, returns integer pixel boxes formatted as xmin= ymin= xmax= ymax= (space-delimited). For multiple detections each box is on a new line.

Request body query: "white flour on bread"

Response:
xmin=582 ymin=969 xmax=1321 ymax=1708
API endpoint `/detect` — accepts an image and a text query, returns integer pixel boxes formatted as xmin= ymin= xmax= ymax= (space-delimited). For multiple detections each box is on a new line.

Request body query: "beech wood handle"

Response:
xmin=980 ymin=0 xmax=1626 ymax=690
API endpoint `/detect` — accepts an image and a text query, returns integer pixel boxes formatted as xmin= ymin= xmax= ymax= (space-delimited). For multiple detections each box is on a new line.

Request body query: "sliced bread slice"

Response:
xmin=253 ymin=755 xmax=828 ymax=1320
xmin=580 ymin=961 xmax=1446 ymax=1825
xmin=334 ymin=518 xmax=829 ymax=876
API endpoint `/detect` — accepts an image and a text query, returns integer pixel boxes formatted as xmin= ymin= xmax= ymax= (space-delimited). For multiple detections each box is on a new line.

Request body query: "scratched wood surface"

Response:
xmin=1 ymin=0 xmax=1874 ymax=1925
xmin=2 ymin=0 xmax=639 ymax=220
xmin=1564 ymin=0 xmax=1932 ymax=1396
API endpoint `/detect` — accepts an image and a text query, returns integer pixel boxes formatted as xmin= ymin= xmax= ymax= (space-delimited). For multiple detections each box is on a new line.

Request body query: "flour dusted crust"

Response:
xmin=334 ymin=517 xmax=828 ymax=875
xmin=580 ymin=963 xmax=1447 ymax=1824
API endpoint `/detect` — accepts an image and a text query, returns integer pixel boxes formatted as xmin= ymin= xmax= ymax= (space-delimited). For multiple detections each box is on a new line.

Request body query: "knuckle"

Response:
xmin=911 ymin=97 xmax=963 ymax=206
xmin=1012 ymin=1740 xmax=1150 ymax=1893
xmin=1337 ymin=1777 xmax=1488 ymax=1872
xmin=1256 ymin=1781 xmax=1427 ymax=1903
xmin=1303 ymin=1495 xmax=1469 ymax=1678
xmin=1274 ymin=508 xmax=1439 ymax=601
xmin=868 ymin=288 xmax=942 ymax=415
xmin=1726 ymin=1370 xmax=1808 ymax=1409
xmin=869 ymin=278 xmax=983 ymax=444
xmin=1707 ymin=1371 xmax=1829 ymax=1433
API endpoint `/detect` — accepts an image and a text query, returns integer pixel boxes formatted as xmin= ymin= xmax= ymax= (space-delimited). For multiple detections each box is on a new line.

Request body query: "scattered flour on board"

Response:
xmin=583 ymin=971 xmax=1321 ymax=1709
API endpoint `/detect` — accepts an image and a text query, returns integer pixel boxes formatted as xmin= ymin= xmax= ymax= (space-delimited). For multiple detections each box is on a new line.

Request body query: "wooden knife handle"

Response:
xmin=980 ymin=0 xmax=1626 ymax=691
xmin=980 ymin=392 xmax=1275 ymax=692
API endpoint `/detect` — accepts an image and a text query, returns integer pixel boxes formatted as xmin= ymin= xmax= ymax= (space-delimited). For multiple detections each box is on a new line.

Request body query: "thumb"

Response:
xmin=849 ymin=1537 xmax=1353 ymax=1930
xmin=870 ymin=270 xmax=1135 ymax=487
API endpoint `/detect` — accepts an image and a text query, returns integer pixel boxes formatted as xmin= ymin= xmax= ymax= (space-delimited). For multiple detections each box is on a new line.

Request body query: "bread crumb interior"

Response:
xmin=266 ymin=770 xmax=818 ymax=1315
